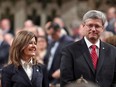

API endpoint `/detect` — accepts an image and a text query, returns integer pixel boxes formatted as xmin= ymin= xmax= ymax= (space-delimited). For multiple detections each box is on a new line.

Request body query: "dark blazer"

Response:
xmin=0 ymin=41 xmax=10 ymax=69
xmin=44 ymin=35 xmax=74 ymax=84
xmin=60 ymin=38 xmax=116 ymax=87
xmin=1 ymin=64 xmax=49 ymax=87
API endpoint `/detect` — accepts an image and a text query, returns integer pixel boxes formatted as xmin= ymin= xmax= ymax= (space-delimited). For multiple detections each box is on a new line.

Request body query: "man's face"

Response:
xmin=51 ymin=29 xmax=58 ymax=40
xmin=107 ymin=7 xmax=116 ymax=20
xmin=48 ymin=28 xmax=60 ymax=41
xmin=83 ymin=19 xmax=104 ymax=43
xmin=1 ymin=19 xmax=10 ymax=30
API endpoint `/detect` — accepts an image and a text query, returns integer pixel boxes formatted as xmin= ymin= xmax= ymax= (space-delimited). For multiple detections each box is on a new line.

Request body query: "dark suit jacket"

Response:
xmin=44 ymin=35 xmax=74 ymax=84
xmin=60 ymin=38 xmax=116 ymax=87
xmin=1 ymin=64 xmax=49 ymax=87
xmin=0 ymin=41 xmax=10 ymax=69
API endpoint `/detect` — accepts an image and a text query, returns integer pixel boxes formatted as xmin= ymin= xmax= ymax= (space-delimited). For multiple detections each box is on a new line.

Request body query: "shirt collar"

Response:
xmin=21 ymin=58 xmax=33 ymax=66
xmin=84 ymin=37 xmax=100 ymax=49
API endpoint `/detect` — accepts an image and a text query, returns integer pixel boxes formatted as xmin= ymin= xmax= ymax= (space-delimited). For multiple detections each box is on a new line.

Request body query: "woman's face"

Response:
xmin=23 ymin=37 xmax=37 ymax=61
xmin=37 ymin=37 xmax=47 ymax=50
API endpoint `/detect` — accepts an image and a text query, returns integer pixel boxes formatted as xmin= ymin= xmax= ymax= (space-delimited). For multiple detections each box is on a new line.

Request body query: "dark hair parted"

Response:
xmin=48 ymin=22 xmax=61 ymax=31
xmin=9 ymin=30 xmax=37 ymax=67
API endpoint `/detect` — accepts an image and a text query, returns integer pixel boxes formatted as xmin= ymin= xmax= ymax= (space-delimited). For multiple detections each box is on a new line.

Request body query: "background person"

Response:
xmin=36 ymin=36 xmax=48 ymax=64
xmin=0 ymin=29 xmax=10 ymax=74
xmin=44 ymin=23 xmax=74 ymax=87
xmin=105 ymin=35 xmax=116 ymax=47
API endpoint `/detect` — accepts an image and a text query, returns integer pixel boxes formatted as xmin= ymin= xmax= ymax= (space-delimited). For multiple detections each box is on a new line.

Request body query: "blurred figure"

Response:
xmin=23 ymin=26 xmax=38 ymax=36
xmin=106 ymin=7 xmax=116 ymax=34
xmin=105 ymin=35 xmax=116 ymax=47
xmin=113 ymin=21 xmax=116 ymax=34
xmin=37 ymin=26 xmax=46 ymax=36
xmin=0 ymin=30 xmax=10 ymax=74
xmin=71 ymin=21 xmax=84 ymax=41
xmin=1 ymin=30 xmax=49 ymax=87
xmin=36 ymin=36 xmax=48 ymax=64
xmin=44 ymin=23 xmax=74 ymax=87
xmin=3 ymin=33 xmax=14 ymax=46
xmin=24 ymin=19 xmax=34 ymax=29
xmin=66 ymin=81 xmax=98 ymax=87
xmin=44 ymin=21 xmax=53 ymax=45
xmin=100 ymin=31 xmax=114 ymax=42
xmin=0 ymin=30 xmax=10 ymax=87
xmin=45 ymin=21 xmax=52 ymax=34
xmin=0 ymin=18 xmax=13 ymax=35
xmin=66 ymin=76 xmax=98 ymax=87
xmin=53 ymin=16 xmax=69 ymax=35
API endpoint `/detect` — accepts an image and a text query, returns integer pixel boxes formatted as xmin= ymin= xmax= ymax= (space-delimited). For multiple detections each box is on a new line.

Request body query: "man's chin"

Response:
xmin=89 ymin=37 xmax=99 ymax=43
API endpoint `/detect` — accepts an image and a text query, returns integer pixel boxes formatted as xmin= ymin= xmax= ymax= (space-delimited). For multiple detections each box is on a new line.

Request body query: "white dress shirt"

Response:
xmin=21 ymin=59 xmax=33 ymax=80
xmin=47 ymin=42 xmax=59 ymax=70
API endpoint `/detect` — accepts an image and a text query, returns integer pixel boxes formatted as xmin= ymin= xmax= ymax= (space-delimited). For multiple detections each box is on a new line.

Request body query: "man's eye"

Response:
xmin=95 ymin=25 xmax=100 ymax=28
xmin=87 ymin=24 xmax=93 ymax=28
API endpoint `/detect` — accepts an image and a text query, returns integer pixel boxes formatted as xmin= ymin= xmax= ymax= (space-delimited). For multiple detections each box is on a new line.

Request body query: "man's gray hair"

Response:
xmin=83 ymin=10 xmax=106 ymax=25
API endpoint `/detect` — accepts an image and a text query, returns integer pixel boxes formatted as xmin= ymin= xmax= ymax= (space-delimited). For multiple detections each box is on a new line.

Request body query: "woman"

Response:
xmin=1 ymin=30 xmax=49 ymax=87
xmin=36 ymin=36 xmax=47 ymax=64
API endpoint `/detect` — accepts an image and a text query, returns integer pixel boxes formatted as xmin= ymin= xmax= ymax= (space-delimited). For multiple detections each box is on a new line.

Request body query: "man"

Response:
xmin=0 ymin=18 xmax=13 ymax=35
xmin=106 ymin=7 xmax=116 ymax=34
xmin=44 ymin=23 xmax=73 ymax=86
xmin=60 ymin=10 xmax=116 ymax=87
xmin=53 ymin=16 xmax=69 ymax=35
xmin=23 ymin=19 xmax=34 ymax=29
xmin=0 ymin=30 xmax=10 ymax=74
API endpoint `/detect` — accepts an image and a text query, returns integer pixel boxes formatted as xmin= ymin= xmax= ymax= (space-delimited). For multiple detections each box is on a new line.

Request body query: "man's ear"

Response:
xmin=80 ymin=24 xmax=85 ymax=29
xmin=80 ymin=23 xmax=85 ymax=28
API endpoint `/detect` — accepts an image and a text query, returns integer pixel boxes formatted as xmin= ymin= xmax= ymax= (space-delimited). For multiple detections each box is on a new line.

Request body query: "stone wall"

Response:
xmin=0 ymin=0 xmax=113 ymax=32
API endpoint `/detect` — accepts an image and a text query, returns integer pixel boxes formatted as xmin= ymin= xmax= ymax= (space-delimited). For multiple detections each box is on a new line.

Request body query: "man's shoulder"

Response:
xmin=62 ymin=35 xmax=74 ymax=42
xmin=63 ymin=39 xmax=83 ymax=50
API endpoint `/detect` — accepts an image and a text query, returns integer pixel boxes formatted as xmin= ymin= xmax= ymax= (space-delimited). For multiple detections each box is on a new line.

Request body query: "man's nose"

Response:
xmin=91 ymin=26 xmax=96 ymax=30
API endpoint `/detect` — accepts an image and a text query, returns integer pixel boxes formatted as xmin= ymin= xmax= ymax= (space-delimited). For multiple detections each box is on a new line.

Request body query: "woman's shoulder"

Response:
xmin=2 ymin=64 xmax=16 ymax=74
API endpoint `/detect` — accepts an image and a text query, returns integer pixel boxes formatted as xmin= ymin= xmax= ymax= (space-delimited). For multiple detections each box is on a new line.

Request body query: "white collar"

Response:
xmin=21 ymin=58 xmax=33 ymax=66
xmin=84 ymin=37 xmax=100 ymax=49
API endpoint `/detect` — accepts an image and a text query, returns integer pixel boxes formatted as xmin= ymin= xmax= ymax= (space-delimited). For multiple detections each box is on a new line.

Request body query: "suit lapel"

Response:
xmin=96 ymin=42 xmax=105 ymax=75
xmin=31 ymin=65 xmax=38 ymax=82
xmin=79 ymin=39 xmax=95 ymax=74
xmin=18 ymin=66 xmax=32 ymax=86
xmin=78 ymin=39 xmax=106 ymax=75
xmin=31 ymin=65 xmax=43 ymax=84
